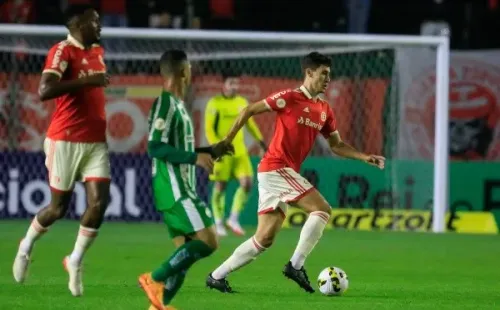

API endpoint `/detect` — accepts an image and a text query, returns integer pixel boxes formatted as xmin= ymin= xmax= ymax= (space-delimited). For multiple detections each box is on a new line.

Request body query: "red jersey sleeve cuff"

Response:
xmin=42 ymin=69 xmax=62 ymax=78
xmin=262 ymin=100 xmax=272 ymax=111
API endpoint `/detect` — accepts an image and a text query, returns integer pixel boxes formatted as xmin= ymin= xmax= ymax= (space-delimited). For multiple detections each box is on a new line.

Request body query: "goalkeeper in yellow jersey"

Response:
xmin=205 ymin=72 xmax=266 ymax=236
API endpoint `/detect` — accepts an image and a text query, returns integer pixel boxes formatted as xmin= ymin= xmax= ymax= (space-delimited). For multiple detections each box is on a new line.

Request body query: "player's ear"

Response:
xmin=305 ymin=67 xmax=314 ymax=78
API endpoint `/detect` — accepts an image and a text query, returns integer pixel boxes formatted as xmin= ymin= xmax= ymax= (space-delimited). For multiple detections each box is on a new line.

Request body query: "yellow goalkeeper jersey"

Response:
xmin=205 ymin=94 xmax=263 ymax=156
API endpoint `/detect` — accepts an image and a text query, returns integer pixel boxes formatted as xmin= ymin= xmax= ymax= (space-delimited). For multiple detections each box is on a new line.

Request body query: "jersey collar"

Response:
xmin=67 ymin=34 xmax=85 ymax=49
xmin=299 ymin=85 xmax=319 ymax=101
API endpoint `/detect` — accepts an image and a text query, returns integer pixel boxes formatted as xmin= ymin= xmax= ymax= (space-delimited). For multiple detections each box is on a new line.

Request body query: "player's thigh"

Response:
xmin=209 ymin=156 xmax=232 ymax=182
xmin=257 ymin=167 xmax=314 ymax=214
xmin=233 ymin=155 xmax=254 ymax=181
xmin=254 ymin=211 xmax=284 ymax=248
xmin=43 ymin=138 xmax=82 ymax=192
xmin=162 ymin=197 xmax=215 ymax=240
xmin=290 ymin=189 xmax=331 ymax=214
xmin=79 ymin=142 xmax=111 ymax=183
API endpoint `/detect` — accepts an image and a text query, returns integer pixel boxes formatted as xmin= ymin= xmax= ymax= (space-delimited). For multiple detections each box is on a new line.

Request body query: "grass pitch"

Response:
xmin=1 ymin=221 xmax=499 ymax=310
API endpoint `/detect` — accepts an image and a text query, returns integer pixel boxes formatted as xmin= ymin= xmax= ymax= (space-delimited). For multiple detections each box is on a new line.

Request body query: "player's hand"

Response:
xmin=83 ymin=73 xmax=110 ymax=87
xmin=196 ymin=153 xmax=214 ymax=173
xmin=365 ymin=155 xmax=385 ymax=169
xmin=258 ymin=140 xmax=267 ymax=156
xmin=211 ymin=140 xmax=235 ymax=159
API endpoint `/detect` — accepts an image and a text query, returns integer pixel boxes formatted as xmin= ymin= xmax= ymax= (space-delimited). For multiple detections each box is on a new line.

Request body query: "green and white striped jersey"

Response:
xmin=148 ymin=91 xmax=198 ymax=204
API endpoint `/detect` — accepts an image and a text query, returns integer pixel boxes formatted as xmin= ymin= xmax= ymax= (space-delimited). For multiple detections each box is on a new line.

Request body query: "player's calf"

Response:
xmin=13 ymin=190 xmax=72 ymax=283
xmin=208 ymin=212 xmax=282 ymax=291
xmin=284 ymin=189 xmax=331 ymax=293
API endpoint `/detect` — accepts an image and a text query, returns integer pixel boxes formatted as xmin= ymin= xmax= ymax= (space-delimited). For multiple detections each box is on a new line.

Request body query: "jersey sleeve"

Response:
xmin=42 ymin=42 xmax=70 ymax=78
xmin=263 ymin=89 xmax=293 ymax=112
xmin=320 ymin=105 xmax=338 ymax=138
xmin=148 ymin=95 xmax=175 ymax=144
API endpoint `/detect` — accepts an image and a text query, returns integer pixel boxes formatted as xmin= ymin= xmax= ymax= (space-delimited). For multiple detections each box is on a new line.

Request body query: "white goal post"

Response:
xmin=0 ymin=24 xmax=450 ymax=232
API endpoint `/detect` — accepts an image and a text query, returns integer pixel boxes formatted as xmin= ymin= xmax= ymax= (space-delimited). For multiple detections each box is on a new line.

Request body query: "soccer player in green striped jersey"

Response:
xmin=138 ymin=50 xmax=234 ymax=310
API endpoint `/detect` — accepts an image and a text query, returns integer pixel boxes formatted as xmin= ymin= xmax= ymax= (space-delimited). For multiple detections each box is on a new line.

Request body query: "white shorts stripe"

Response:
xmin=181 ymin=198 xmax=205 ymax=231
xmin=167 ymin=163 xmax=182 ymax=201
xmin=257 ymin=167 xmax=314 ymax=216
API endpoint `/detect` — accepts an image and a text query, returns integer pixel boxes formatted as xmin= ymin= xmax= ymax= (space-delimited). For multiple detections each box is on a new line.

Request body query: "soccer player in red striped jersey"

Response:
xmin=207 ymin=52 xmax=385 ymax=293
xmin=13 ymin=4 xmax=111 ymax=297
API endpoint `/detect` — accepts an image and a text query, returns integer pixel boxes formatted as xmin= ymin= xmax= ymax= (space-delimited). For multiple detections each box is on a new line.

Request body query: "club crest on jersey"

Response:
xmin=154 ymin=118 xmax=166 ymax=130
xmin=321 ymin=112 xmax=326 ymax=121
xmin=276 ymin=98 xmax=286 ymax=108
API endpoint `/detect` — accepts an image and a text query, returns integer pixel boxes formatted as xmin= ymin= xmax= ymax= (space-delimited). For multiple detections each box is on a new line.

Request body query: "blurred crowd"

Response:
xmin=0 ymin=0 xmax=499 ymax=49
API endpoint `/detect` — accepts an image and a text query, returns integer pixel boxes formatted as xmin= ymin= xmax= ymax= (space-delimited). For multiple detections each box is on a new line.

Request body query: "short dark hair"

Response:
xmin=301 ymin=52 xmax=332 ymax=72
xmin=160 ymin=49 xmax=188 ymax=76
xmin=64 ymin=4 xmax=95 ymax=28
xmin=221 ymin=69 xmax=240 ymax=81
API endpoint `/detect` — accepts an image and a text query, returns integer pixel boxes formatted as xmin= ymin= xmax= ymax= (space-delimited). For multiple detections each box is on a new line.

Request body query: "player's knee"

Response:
xmin=48 ymin=205 xmax=67 ymax=219
xmin=239 ymin=178 xmax=252 ymax=192
xmin=254 ymin=231 xmax=276 ymax=248
xmin=87 ymin=196 xmax=108 ymax=215
xmin=307 ymin=203 xmax=331 ymax=215
xmin=205 ymin=238 xmax=219 ymax=251
xmin=195 ymin=228 xmax=219 ymax=251
xmin=47 ymin=200 xmax=70 ymax=219
xmin=215 ymin=182 xmax=227 ymax=192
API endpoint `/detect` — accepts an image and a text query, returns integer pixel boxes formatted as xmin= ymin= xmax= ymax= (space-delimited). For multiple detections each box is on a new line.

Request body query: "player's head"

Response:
xmin=64 ymin=4 xmax=101 ymax=45
xmin=301 ymin=52 xmax=332 ymax=95
xmin=160 ymin=50 xmax=191 ymax=87
xmin=221 ymin=70 xmax=240 ymax=98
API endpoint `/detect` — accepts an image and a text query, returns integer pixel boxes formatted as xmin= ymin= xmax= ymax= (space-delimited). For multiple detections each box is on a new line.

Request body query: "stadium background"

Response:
xmin=1 ymin=0 xmax=500 ymax=233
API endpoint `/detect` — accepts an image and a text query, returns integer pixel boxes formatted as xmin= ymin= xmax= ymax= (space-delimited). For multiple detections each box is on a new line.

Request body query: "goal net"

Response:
xmin=0 ymin=25 xmax=449 ymax=232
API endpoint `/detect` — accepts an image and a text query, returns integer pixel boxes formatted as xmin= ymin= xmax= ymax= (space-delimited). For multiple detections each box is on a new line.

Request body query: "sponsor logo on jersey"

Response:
xmin=269 ymin=90 xmax=288 ymax=101
xmin=51 ymin=41 xmax=68 ymax=69
xmin=297 ymin=117 xmax=323 ymax=130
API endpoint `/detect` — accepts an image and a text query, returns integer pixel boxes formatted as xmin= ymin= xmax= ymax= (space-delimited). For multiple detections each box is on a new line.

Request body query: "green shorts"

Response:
xmin=157 ymin=196 xmax=214 ymax=238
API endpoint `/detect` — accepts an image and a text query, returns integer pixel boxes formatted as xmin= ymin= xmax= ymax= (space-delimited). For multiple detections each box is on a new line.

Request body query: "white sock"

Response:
xmin=19 ymin=217 xmax=48 ymax=255
xmin=215 ymin=218 xmax=224 ymax=226
xmin=229 ymin=212 xmax=239 ymax=223
xmin=290 ymin=211 xmax=330 ymax=270
xmin=69 ymin=226 xmax=98 ymax=266
xmin=212 ymin=236 xmax=266 ymax=280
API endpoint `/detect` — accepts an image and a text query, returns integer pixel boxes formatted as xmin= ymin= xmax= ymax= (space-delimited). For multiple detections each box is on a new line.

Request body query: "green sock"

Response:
xmin=152 ymin=240 xmax=214 ymax=282
xmin=211 ymin=187 xmax=226 ymax=222
xmin=163 ymin=269 xmax=187 ymax=305
xmin=230 ymin=187 xmax=249 ymax=219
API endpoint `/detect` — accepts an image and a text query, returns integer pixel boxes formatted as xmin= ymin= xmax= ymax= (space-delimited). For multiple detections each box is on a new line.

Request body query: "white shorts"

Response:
xmin=44 ymin=138 xmax=111 ymax=192
xmin=257 ymin=167 xmax=314 ymax=218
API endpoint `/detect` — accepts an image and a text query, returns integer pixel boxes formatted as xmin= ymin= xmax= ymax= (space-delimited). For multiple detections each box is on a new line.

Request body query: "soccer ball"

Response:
xmin=317 ymin=266 xmax=349 ymax=296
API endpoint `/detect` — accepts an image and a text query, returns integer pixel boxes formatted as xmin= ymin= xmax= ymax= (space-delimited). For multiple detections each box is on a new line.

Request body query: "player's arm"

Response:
xmin=224 ymin=89 xmax=291 ymax=143
xmin=223 ymin=100 xmax=269 ymax=143
xmin=147 ymin=98 xmax=226 ymax=167
xmin=204 ymin=98 xmax=222 ymax=144
xmin=38 ymin=45 xmax=109 ymax=101
xmin=322 ymin=107 xmax=385 ymax=169
xmin=244 ymin=103 xmax=267 ymax=151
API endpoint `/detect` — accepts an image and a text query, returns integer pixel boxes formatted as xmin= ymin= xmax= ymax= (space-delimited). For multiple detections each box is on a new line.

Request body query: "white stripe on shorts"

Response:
xmin=181 ymin=198 xmax=204 ymax=231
